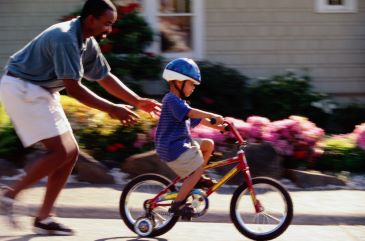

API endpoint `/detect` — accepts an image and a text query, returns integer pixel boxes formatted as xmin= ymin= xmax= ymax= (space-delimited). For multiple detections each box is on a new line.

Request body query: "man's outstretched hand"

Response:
xmin=108 ymin=104 xmax=140 ymax=126
xmin=135 ymin=98 xmax=162 ymax=118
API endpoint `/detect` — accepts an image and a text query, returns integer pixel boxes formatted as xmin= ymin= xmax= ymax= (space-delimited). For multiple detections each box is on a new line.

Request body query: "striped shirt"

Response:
xmin=155 ymin=93 xmax=201 ymax=162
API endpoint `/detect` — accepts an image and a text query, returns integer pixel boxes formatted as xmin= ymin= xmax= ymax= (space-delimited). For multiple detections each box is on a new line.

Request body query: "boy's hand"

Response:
xmin=210 ymin=115 xmax=224 ymax=125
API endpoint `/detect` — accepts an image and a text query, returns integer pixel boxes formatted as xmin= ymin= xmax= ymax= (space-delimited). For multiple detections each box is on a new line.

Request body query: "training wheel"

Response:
xmin=134 ymin=217 xmax=154 ymax=236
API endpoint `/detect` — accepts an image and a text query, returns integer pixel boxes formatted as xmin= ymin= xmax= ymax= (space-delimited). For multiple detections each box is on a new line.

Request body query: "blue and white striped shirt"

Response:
xmin=155 ymin=93 xmax=201 ymax=162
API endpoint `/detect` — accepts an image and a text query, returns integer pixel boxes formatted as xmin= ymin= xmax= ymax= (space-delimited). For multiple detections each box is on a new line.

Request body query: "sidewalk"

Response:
xmin=2 ymin=182 xmax=365 ymax=225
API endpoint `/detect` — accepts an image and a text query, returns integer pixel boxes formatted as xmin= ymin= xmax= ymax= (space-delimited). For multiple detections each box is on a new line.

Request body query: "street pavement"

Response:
xmin=0 ymin=183 xmax=365 ymax=240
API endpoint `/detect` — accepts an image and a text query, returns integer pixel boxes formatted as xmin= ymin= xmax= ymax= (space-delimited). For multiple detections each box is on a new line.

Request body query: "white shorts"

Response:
xmin=0 ymin=74 xmax=72 ymax=147
xmin=166 ymin=140 xmax=204 ymax=179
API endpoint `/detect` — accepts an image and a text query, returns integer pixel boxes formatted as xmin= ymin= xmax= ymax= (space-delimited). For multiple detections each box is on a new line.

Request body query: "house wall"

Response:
xmin=0 ymin=0 xmax=364 ymax=102
xmin=205 ymin=0 xmax=365 ymax=102
xmin=0 ymin=0 xmax=83 ymax=72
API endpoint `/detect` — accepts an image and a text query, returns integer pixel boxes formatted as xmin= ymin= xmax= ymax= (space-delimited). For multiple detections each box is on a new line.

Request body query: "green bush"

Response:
xmin=328 ymin=104 xmax=365 ymax=134
xmin=61 ymin=95 xmax=157 ymax=163
xmin=189 ymin=61 xmax=249 ymax=118
xmin=0 ymin=102 xmax=26 ymax=165
xmin=248 ymin=72 xmax=329 ymax=127
xmin=314 ymin=135 xmax=365 ymax=172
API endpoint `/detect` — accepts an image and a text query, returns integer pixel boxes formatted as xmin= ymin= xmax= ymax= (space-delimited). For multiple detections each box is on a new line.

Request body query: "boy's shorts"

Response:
xmin=166 ymin=139 xmax=204 ymax=179
xmin=0 ymin=74 xmax=72 ymax=147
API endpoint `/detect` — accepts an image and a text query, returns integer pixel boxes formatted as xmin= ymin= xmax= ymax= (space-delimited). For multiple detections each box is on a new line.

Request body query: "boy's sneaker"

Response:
xmin=169 ymin=201 xmax=194 ymax=221
xmin=0 ymin=187 xmax=18 ymax=227
xmin=33 ymin=217 xmax=74 ymax=236
xmin=194 ymin=174 xmax=218 ymax=190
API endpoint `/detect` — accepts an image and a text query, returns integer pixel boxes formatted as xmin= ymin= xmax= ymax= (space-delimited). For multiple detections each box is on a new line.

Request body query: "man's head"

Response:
xmin=80 ymin=0 xmax=117 ymax=40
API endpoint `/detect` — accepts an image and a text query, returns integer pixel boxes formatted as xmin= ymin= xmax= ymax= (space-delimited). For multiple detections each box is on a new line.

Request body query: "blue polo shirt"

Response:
xmin=5 ymin=17 xmax=110 ymax=92
xmin=155 ymin=93 xmax=201 ymax=162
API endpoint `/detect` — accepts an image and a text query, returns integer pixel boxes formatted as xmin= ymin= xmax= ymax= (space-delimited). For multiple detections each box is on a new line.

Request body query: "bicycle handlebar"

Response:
xmin=209 ymin=118 xmax=245 ymax=145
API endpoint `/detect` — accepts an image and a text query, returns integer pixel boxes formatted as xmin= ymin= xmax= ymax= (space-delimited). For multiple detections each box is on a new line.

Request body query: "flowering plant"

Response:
xmin=352 ymin=123 xmax=365 ymax=150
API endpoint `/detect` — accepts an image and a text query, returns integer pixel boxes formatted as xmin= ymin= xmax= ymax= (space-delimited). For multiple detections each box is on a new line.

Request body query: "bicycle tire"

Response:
xmin=230 ymin=177 xmax=293 ymax=240
xmin=119 ymin=173 xmax=179 ymax=237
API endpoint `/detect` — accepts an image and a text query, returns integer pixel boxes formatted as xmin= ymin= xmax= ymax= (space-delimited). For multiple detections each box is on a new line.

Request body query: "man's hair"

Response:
xmin=80 ymin=0 xmax=116 ymax=22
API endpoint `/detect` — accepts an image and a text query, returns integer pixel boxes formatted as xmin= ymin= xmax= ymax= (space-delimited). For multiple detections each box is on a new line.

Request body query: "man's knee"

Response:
xmin=41 ymin=133 xmax=79 ymax=163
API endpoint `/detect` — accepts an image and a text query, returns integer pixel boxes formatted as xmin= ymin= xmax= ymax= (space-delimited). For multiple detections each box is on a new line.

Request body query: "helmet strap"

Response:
xmin=173 ymin=81 xmax=188 ymax=100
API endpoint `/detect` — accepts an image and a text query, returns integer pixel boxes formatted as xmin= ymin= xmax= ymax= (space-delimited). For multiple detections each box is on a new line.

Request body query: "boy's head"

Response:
xmin=163 ymin=58 xmax=201 ymax=98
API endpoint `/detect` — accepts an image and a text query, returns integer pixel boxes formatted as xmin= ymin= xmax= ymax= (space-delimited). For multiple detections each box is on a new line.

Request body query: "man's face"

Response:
xmin=86 ymin=9 xmax=117 ymax=40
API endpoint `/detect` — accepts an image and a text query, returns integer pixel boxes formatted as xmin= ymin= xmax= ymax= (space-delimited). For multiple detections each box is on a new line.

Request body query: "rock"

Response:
xmin=0 ymin=159 xmax=19 ymax=177
xmin=285 ymin=169 xmax=347 ymax=188
xmin=74 ymin=151 xmax=115 ymax=184
xmin=245 ymin=142 xmax=283 ymax=179
xmin=214 ymin=142 xmax=283 ymax=185
xmin=121 ymin=150 xmax=177 ymax=180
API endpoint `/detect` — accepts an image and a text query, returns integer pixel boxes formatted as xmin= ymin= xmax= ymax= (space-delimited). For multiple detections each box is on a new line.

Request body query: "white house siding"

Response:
xmin=1 ymin=0 xmax=364 ymax=102
xmin=205 ymin=0 xmax=365 ymax=102
xmin=0 ymin=0 xmax=83 ymax=73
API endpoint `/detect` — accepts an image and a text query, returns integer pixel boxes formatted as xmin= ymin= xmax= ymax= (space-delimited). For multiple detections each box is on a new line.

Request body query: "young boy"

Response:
xmin=155 ymin=58 xmax=224 ymax=219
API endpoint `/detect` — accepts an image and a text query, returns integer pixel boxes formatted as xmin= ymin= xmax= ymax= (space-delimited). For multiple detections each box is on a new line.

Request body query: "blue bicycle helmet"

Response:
xmin=162 ymin=58 xmax=201 ymax=85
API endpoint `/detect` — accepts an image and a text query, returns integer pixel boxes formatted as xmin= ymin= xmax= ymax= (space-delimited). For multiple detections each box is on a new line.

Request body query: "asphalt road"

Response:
xmin=0 ymin=216 xmax=364 ymax=241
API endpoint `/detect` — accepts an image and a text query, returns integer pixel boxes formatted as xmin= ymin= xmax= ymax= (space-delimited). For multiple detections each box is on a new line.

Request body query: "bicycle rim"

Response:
xmin=231 ymin=177 xmax=293 ymax=240
xmin=121 ymin=178 xmax=175 ymax=233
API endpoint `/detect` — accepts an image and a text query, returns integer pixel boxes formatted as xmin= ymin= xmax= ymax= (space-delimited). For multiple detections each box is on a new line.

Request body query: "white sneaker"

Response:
xmin=0 ymin=187 xmax=18 ymax=227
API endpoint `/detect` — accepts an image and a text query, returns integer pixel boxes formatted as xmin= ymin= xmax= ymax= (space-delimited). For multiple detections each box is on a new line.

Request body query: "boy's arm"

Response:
xmin=188 ymin=108 xmax=224 ymax=127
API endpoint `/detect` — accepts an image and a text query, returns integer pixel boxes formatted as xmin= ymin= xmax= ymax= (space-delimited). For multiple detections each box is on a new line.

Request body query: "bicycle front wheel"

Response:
xmin=119 ymin=174 xmax=179 ymax=237
xmin=230 ymin=177 xmax=293 ymax=240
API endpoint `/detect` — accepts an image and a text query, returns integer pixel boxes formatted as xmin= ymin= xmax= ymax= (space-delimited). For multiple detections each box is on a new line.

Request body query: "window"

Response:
xmin=315 ymin=0 xmax=358 ymax=13
xmin=142 ymin=0 xmax=205 ymax=60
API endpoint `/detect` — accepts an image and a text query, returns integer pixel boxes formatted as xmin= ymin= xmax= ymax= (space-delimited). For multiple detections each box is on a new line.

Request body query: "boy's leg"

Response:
xmin=199 ymin=139 xmax=214 ymax=164
xmin=174 ymin=166 xmax=204 ymax=202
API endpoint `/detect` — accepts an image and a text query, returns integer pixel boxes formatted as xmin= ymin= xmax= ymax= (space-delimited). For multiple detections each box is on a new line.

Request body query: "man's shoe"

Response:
xmin=194 ymin=174 xmax=218 ymax=190
xmin=0 ymin=187 xmax=18 ymax=227
xmin=33 ymin=217 xmax=74 ymax=236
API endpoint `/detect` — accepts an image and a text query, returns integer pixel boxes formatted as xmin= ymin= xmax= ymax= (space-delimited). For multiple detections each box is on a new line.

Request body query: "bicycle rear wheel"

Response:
xmin=230 ymin=177 xmax=293 ymax=240
xmin=119 ymin=174 xmax=179 ymax=237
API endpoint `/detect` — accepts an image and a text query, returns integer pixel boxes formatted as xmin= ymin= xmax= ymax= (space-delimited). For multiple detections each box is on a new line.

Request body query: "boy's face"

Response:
xmin=182 ymin=80 xmax=197 ymax=97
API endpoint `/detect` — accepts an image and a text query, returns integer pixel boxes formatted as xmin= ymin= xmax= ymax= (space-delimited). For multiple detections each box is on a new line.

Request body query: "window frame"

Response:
xmin=315 ymin=0 xmax=358 ymax=13
xmin=141 ymin=0 xmax=205 ymax=60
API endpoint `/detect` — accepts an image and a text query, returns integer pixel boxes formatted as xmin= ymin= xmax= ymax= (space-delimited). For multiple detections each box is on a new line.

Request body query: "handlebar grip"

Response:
xmin=210 ymin=118 xmax=217 ymax=125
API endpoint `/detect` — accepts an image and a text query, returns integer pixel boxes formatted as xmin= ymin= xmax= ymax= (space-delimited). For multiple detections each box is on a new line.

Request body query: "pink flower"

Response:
xmin=353 ymin=123 xmax=365 ymax=150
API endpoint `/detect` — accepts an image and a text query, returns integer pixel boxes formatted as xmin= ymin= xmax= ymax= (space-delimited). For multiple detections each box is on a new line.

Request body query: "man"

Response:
xmin=0 ymin=0 xmax=160 ymax=235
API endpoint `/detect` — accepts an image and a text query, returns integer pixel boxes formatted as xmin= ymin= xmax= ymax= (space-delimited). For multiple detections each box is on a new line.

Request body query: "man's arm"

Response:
xmin=98 ymin=73 xmax=161 ymax=116
xmin=63 ymin=79 xmax=139 ymax=125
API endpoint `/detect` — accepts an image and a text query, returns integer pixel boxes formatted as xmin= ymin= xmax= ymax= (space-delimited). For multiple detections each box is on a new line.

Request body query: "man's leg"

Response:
xmin=37 ymin=131 xmax=79 ymax=219
xmin=4 ymin=131 xmax=79 ymax=214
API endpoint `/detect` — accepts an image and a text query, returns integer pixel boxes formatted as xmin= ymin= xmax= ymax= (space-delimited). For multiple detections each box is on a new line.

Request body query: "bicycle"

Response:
xmin=119 ymin=120 xmax=293 ymax=240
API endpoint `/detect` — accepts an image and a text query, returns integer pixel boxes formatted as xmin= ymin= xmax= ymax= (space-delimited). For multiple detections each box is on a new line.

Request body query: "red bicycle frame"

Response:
xmin=149 ymin=121 xmax=263 ymax=213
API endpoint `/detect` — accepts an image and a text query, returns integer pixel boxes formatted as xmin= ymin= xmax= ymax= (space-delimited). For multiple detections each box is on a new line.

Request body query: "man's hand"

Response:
xmin=135 ymin=98 xmax=162 ymax=118
xmin=108 ymin=104 xmax=140 ymax=126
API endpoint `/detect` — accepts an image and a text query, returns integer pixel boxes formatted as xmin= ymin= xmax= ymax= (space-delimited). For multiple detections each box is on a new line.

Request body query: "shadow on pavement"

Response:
xmin=95 ymin=236 xmax=168 ymax=241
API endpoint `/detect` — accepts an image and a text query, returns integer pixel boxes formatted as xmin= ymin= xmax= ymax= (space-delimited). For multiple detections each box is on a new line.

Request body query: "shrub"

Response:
xmin=60 ymin=95 xmax=157 ymax=163
xmin=328 ymin=104 xmax=365 ymax=134
xmin=249 ymin=72 xmax=329 ymax=128
xmin=0 ymin=102 xmax=26 ymax=165
xmin=189 ymin=61 xmax=249 ymax=118
xmin=315 ymin=134 xmax=365 ymax=172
